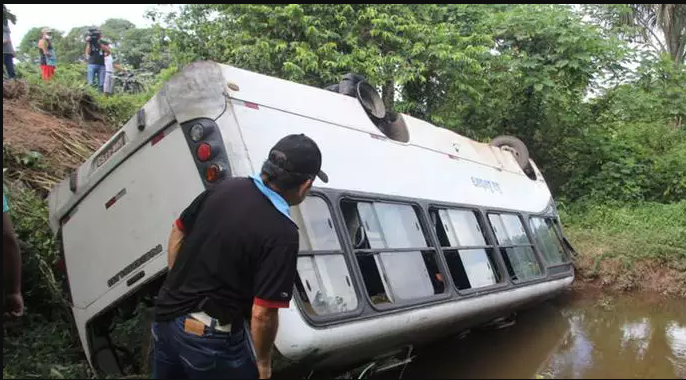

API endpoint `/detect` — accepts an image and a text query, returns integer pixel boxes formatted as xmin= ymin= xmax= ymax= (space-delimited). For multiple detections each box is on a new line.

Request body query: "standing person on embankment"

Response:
xmin=37 ymin=27 xmax=56 ymax=81
xmin=85 ymin=28 xmax=110 ymax=92
xmin=3 ymin=23 xmax=16 ymax=80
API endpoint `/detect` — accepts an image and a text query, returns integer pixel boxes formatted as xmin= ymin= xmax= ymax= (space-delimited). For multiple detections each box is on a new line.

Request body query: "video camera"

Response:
xmin=86 ymin=27 xmax=101 ymax=48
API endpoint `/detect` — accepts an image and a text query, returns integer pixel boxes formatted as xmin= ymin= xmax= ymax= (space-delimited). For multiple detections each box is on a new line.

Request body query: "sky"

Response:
xmin=5 ymin=4 xmax=158 ymax=44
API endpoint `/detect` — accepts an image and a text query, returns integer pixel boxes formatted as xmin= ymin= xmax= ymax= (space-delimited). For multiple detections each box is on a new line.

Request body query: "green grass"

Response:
xmin=560 ymin=201 xmax=686 ymax=296
xmin=560 ymin=201 xmax=686 ymax=269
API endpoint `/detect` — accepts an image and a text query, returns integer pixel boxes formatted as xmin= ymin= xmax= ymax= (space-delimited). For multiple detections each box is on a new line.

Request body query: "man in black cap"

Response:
xmin=152 ymin=134 xmax=328 ymax=379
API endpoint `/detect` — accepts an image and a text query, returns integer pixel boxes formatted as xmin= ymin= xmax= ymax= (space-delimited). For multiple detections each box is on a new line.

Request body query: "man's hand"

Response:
xmin=4 ymin=292 xmax=24 ymax=319
xmin=257 ymin=359 xmax=272 ymax=379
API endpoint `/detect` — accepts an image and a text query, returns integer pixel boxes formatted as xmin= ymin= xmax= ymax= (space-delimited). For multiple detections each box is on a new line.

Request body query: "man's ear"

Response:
xmin=298 ymin=178 xmax=314 ymax=197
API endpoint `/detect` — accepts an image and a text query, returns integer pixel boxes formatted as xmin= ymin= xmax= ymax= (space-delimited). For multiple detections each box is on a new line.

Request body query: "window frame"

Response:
xmin=339 ymin=195 xmax=452 ymax=312
xmin=486 ymin=211 xmax=547 ymax=283
xmin=291 ymin=192 xmax=365 ymax=323
xmin=528 ymin=215 xmax=573 ymax=268
xmin=428 ymin=205 xmax=509 ymax=296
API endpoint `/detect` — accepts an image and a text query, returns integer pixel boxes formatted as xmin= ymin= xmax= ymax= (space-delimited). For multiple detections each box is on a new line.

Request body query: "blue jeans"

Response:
xmin=87 ymin=64 xmax=106 ymax=92
xmin=4 ymin=54 xmax=15 ymax=79
xmin=152 ymin=316 xmax=258 ymax=379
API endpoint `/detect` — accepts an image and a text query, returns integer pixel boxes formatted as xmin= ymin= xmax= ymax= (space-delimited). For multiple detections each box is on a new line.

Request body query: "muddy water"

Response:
xmin=402 ymin=293 xmax=686 ymax=379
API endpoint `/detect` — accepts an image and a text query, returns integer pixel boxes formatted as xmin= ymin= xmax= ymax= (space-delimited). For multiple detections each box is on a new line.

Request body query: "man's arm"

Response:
xmin=166 ymin=190 xmax=210 ymax=269
xmin=3 ymin=212 xmax=22 ymax=296
xmin=251 ymin=304 xmax=279 ymax=379
xmin=100 ymin=43 xmax=111 ymax=53
xmin=166 ymin=221 xmax=184 ymax=269
xmin=38 ymin=38 xmax=49 ymax=55
xmin=250 ymin=238 xmax=299 ymax=379
xmin=84 ymin=39 xmax=91 ymax=56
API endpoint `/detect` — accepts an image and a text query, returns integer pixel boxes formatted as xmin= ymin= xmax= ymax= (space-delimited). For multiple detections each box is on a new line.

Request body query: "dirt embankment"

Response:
xmin=571 ymin=241 xmax=686 ymax=299
xmin=3 ymin=80 xmax=111 ymax=192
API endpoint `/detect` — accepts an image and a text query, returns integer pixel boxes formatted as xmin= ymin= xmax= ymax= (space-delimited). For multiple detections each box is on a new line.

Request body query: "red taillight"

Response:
xmin=206 ymin=163 xmax=225 ymax=182
xmin=182 ymin=119 xmax=229 ymax=186
xmin=197 ymin=143 xmax=212 ymax=162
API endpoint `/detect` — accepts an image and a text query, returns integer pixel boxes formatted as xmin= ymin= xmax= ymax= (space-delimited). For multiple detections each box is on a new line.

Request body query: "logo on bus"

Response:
xmin=471 ymin=176 xmax=503 ymax=194
xmin=107 ymin=243 xmax=163 ymax=288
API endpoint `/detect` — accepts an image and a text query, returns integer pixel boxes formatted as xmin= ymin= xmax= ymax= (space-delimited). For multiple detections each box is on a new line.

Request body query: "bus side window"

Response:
xmin=341 ymin=200 xmax=446 ymax=306
xmin=430 ymin=208 xmax=502 ymax=290
xmin=488 ymin=213 xmax=543 ymax=281
xmin=292 ymin=196 xmax=358 ymax=316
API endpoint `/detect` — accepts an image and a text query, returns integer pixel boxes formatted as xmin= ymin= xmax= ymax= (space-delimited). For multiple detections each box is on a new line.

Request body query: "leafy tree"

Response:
xmin=116 ymin=27 xmax=169 ymax=71
xmin=56 ymin=26 xmax=90 ymax=64
xmin=154 ymin=4 xmax=491 ymax=112
xmin=436 ymin=4 xmax=628 ymax=194
xmin=99 ymin=18 xmax=136 ymax=48
xmin=148 ymin=4 xmax=682 ymax=204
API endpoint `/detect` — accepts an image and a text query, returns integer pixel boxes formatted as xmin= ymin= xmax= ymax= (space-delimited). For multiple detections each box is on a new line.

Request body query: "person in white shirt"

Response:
xmin=103 ymin=49 xmax=115 ymax=96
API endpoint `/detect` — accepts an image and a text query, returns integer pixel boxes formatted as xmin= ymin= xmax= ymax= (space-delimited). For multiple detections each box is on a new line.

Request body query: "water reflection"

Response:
xmin=542 ymin=314 xmax=594 ymax=379
xmin=666 ymin=322 xmax=686 ymax=379
xmin=620 ymin=318 xmax=652 ymax=359
xmin=402 ymin=293 xmax=686 ymax=379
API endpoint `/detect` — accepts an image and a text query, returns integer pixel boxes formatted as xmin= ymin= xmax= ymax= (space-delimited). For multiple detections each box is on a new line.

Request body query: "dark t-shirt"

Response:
xmin=153 ymin=177 xmax=299 ymax=325
xmin=88 ymin=40 xmax=105 ymax=66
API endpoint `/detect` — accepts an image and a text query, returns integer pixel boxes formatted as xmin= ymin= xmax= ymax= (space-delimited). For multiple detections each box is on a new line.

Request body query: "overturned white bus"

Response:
xmin=48 ymin=61 xmax=575 ymax=377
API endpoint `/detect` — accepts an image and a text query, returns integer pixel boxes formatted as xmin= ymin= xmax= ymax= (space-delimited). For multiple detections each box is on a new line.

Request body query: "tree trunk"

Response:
xmin=382 ymin=78 xmax=395 ymax=111
xmin=632 ymin=4 xmax=686 ymax=64
xmin=660 ymin=4 xmax=686 ymax=64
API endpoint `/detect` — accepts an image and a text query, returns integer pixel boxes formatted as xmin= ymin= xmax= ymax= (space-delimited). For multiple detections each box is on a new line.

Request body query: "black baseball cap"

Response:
xmin=267 ymin=134 xmax=328 ymax=183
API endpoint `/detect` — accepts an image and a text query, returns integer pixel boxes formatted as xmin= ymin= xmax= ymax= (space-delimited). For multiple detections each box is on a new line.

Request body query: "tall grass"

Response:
xmin=560 ymin=201 xmax=686 ymax=270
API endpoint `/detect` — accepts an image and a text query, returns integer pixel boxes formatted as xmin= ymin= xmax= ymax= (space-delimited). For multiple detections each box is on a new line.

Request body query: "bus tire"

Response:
xmin=490 ymin=135 xmax=530 ymax=170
